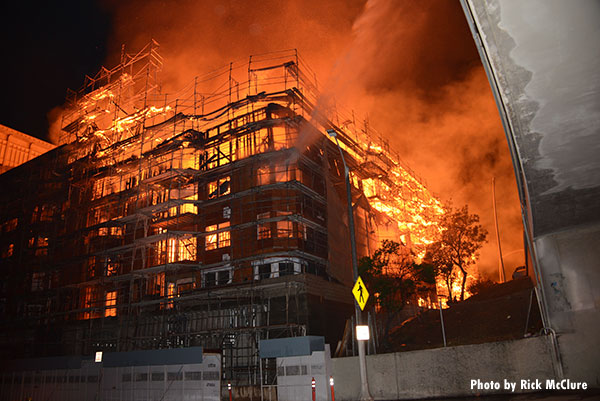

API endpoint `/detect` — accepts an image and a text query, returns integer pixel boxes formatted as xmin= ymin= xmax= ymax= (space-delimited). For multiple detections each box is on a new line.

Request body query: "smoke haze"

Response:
xmin=101 ymin=0 xmax=524 ymax=279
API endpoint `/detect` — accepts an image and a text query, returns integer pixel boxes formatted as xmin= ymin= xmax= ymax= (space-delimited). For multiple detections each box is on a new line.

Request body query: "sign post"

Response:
xmin=352 ymin=276 xmax=373 ymax=401
xmin=327 ymin=128 xmax=373 ymax=401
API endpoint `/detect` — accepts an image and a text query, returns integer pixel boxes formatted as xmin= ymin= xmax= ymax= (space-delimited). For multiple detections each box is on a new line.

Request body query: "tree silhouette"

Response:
xmin=427 ymin=204 xmax=488 ymax=301
xmin=424 ymin=241 xmax=456 ymax=301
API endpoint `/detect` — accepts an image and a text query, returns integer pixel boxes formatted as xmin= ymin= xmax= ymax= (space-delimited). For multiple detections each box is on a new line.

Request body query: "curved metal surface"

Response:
xmin=461 ymin=0 xmax=600 ymax=385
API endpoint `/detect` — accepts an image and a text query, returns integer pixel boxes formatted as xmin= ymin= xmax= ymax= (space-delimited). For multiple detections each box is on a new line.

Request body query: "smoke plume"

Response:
xmin=102 ymin=0 xmax=523 ymax=280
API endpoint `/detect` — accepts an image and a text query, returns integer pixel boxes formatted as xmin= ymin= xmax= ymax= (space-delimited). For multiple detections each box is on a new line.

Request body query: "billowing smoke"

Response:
xmin=102 ymin=0 xmax=364 ymax=91
xmin=47 ymin=106 xmax=65 ymax=145
xmin=100 ymin=0 xmax=523 ymax=280
xmin=338 ymin=0 xmax=525 ymax=280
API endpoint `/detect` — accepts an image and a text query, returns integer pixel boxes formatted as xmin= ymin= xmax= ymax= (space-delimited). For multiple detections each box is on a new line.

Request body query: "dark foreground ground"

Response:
xmin=390 ymin=277 xmax=544 ymax=351
xmin=386 ymin=278 xmax=600 ymax=400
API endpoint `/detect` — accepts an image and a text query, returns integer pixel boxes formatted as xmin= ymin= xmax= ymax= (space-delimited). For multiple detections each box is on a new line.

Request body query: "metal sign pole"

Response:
xmin=439 ymin=299 xmax=447 ymax=347
xmin=328 ymin=129 xmax=373 ymax=401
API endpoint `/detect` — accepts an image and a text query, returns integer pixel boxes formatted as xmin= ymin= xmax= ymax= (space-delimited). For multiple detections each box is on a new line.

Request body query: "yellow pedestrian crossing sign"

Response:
xmin=352 ymin=276 xmax=369 ymax=310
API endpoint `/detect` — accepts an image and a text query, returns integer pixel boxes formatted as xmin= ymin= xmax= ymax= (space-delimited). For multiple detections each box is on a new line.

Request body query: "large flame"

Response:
xmin=64 ymin=47 xmax=469 ymax=304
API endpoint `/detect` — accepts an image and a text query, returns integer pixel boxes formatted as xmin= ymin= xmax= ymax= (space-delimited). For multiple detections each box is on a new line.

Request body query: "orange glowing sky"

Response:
xmin=104 ymin=0 xmax=526 ymax=280
xmin=5 ymin=0 xmax=524 ymax=280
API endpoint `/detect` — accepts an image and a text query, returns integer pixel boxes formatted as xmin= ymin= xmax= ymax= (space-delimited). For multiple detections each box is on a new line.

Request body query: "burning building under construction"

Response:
xmin=0 ymin=42 xmax=444 ymax=397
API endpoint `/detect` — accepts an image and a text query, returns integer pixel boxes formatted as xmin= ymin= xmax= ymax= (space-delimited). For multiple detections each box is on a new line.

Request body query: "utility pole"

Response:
xmin=492 ymin=177 xmax=506 ymax=282
xmin=327 ymin=129 xmax=373 ymax=401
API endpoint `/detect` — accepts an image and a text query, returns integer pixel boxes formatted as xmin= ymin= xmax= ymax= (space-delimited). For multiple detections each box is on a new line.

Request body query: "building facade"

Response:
xmin=0 ymin=124 xmax=55 ymax=174
xmin=0 ymin=43 xmax=443 ymax=394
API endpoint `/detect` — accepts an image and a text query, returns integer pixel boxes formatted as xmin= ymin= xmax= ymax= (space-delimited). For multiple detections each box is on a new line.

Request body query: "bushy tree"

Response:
xmin=424 ymin=241 xmax=455 ymax=301
xmin=426 ymin=204 xmax=488 ymax=301
xmin=467 ymin=277 xmax=497 ymax=296
xmin=359 ymin=240 xmax=435 ymax=350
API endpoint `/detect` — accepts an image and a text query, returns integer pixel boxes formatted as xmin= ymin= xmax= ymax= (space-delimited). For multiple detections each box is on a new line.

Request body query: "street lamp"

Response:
xmin=327 ymin=128 xmax=373 ymax=401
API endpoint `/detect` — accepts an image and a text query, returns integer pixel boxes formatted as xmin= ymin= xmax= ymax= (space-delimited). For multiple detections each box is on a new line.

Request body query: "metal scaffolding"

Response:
xmin=0 ymin=42 xmax=444 ymax=392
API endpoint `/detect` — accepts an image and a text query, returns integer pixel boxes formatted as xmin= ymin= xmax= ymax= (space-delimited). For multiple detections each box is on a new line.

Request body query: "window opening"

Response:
xmin=203 ymin=266 xmax=232 ymax=288
xmin=208 ymin=176 xmax=231 ymax=199
xmin=105 ymin=291 xmax=117 ymax=317
xmin=205 ymin=222 xmax=231 ymax=250
xmin=257 ymin=212 xmax=271 ymax=240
